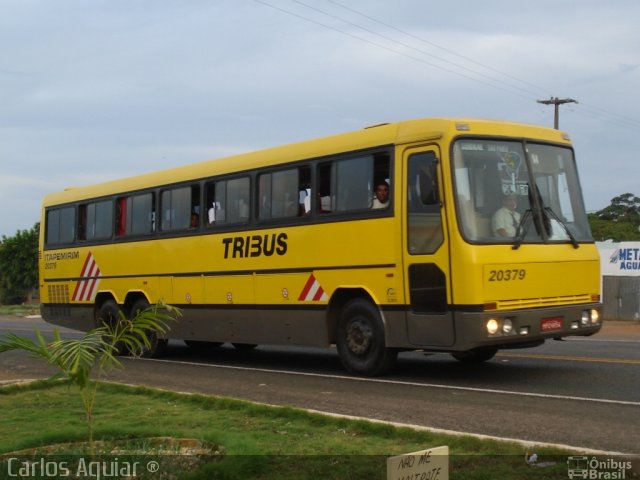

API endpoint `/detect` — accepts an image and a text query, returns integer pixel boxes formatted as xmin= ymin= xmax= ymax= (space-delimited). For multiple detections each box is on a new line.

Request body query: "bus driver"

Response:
xmin=492 ymin=194 xmax=520 ymax=237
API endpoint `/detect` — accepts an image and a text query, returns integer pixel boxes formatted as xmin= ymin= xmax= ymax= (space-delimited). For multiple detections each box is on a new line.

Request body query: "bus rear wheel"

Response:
xmin=336 ymin=299 xmax=397 ymax=376
xmin=129 ymin=299 xmax=168 ymax=358
xmin=96 ymin=299 xmax=127 ymax=356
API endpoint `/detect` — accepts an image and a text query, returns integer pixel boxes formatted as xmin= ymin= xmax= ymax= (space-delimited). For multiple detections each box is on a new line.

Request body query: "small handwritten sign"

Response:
xmin=387 ymin=446 xmax=449 ymax=480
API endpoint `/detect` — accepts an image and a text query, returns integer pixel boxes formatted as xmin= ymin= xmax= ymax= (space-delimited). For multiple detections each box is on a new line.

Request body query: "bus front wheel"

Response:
xmin=336 ymin=299 xmax=397 ymax=376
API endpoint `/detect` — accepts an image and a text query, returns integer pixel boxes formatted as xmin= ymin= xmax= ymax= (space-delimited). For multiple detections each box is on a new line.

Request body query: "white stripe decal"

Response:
xmin=72 ymin=252 xmax=102 ymax=302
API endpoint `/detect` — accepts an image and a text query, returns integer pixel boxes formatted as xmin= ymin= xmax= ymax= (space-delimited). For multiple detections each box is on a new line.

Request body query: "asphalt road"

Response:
xmin=1 ymin=315 xmax=639 ymax=455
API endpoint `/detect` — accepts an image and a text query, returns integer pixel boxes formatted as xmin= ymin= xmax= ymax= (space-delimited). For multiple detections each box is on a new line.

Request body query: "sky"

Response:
xmin=1 ymin=0 xmax=639 ymax=238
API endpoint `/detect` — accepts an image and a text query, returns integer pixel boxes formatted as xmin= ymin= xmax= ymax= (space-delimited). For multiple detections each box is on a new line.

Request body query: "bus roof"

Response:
xmin=42 ymin=117 xmax=571 ymax=207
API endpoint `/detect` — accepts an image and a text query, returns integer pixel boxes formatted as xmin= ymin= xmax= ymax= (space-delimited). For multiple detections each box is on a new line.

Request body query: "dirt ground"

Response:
xmin=593 ymin=319 xmax=640 ymax=339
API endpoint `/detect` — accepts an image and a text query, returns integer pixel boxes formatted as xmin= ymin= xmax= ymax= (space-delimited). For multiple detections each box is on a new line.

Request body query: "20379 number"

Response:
xmin=488 ymin=269 xmax=526 ymax=282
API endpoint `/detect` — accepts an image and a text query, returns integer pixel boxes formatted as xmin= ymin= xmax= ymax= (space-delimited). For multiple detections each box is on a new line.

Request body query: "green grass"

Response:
xmin=0 ymin=380 xmax=576 ymax=479
xmin=0 ymin=304 xmax=40 ymax=316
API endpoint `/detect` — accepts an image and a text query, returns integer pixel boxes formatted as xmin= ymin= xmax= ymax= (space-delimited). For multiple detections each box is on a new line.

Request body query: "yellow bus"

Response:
xmin=39 ymin=118 xmax=602 ymax=376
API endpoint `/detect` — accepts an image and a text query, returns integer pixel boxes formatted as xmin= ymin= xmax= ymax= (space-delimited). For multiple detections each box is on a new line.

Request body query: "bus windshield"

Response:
xmin=452 ymin=138 xmax=592 ymax=244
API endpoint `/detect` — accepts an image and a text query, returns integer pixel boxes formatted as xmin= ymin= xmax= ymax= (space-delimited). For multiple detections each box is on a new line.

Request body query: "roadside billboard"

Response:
xmin=597 ymin=241 xmax=640 ymax=277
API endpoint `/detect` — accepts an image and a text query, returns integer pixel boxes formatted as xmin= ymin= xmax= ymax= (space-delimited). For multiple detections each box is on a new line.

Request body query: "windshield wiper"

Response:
xmin=544 ymin=207 xmax=579 ymax=249
xmin=512 ymin=209 xmax=532 ymax=250
xmin=512 ymin=206 xmax=580 ymax=250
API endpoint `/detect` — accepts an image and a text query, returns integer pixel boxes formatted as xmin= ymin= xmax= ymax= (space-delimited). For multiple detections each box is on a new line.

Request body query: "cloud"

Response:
xmin=1 ymin=1 xmax=639 ymax=236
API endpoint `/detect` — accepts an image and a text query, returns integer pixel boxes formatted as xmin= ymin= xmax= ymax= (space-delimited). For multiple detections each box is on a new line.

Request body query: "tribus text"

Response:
xmin=222 ymin=233 xmax=288 ymax=259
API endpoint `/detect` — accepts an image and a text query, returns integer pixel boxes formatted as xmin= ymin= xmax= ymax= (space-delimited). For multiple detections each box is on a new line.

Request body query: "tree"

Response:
xmin=0 ymin=302 xmax=178 ymax=446
xmin=0 ymin=223 xmax=39 ymax=304
xmin=588 ymin=213 xmax=640 ymax=241
xmin=596 ymin=193 xmax=640 ymax=224
xmin=588 ymin=193 xmax=640 ymax=241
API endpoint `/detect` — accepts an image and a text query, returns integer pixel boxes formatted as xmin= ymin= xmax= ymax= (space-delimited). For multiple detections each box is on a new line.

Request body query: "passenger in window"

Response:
xmin=492 ymin=194 xmax=520 ymax=237
xmin=190 ymin=213 xmax=199 ymax=229
xmin=298 ymin=189 xmax=310 ymax=216
xmin=208 ymin=202 xmax=223 ymax=225
xmin=372 ymin=181 xmax=390 ymax=209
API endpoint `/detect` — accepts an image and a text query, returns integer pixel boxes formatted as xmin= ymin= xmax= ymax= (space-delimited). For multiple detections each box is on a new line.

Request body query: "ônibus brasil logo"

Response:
xmin=567 ymin=456 xmax=633 ymax=479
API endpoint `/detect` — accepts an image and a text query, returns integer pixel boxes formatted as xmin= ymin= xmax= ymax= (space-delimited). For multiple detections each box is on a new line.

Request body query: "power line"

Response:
xmin=290 ymin=0 xmax=545 ymax=99
xmin=253 ymin=0 xmax=536 ymax=101
xmin=254 ymin=0 xmax=639 ymax=132
xmin=323 ymin=1 xmax=640 ymax=131
xmin=576 ymin=102 xmax=640 ymax=130
xmin=324 ymin=0 xmax=551 ymax=98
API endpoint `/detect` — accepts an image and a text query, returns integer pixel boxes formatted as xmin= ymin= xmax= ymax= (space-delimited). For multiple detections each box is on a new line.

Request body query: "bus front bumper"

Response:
xmin=452 ymin=303 xmax=603 ymax=352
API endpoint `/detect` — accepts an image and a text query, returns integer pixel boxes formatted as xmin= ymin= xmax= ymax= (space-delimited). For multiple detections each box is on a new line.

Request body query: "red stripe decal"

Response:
xmin=298 ymin=274 xmax=316 ymax=301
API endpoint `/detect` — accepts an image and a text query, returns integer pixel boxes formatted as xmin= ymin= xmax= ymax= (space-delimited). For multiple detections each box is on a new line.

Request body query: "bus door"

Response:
xmin=403 ymin=146 xmax=454 ymax=347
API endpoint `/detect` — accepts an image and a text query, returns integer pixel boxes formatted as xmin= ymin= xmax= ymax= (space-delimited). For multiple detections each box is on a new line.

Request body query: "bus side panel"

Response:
xmin=170 ymin=306 xmax=329 ymax=347
xmin=41 ymin=304 xmax=95 ymax=331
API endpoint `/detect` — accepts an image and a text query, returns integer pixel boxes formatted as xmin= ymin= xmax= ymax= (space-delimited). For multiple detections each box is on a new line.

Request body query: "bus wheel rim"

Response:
xmin=346 ymin=319 xmax=372 ymax=355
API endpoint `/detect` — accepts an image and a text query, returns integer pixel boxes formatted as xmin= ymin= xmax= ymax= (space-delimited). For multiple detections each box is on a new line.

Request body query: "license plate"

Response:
xmin=541 ymin=317 xmax=563 ymax=332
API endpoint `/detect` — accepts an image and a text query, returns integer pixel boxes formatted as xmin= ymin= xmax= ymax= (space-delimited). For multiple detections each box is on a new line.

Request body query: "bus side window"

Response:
xmin=317 ymin=156 xmax=373 ymax=213
xmin=91 ymin=201 xmax=114 ymax=239
xmin=335 ymin=156 xmax=372 ymax=211
xmin=115 ymin=193 xmax=155 ymax=236
xmin=228 ymin=177 xmax=250 ymax=223
xmin=206 ymin=177 xmax=250 ymax=226
xmin=46 ymin=209 xmax=61 ymax=245
xmin=317 ymin=153 xmax=389 ymax=215
xmin=45 ymin=206 xmax=75 ymax=245
xmin=79 ymin=201 xmax=114 ymax=241
xmin=407 ymin=151 xmax=443 ymax=254
xmin=161 ymin=187 xmax=189 ymax=231
xmin=161 ymin=184 xmax=199 ymax=231
xmin=258 ymin=166 xmax=310 ymax=220
xmin=131 ymin=193 xmax=155 ymax=235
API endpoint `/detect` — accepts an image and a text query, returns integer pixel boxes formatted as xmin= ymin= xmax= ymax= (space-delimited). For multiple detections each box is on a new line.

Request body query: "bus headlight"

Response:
xmin=581 ymin=310 xmax=590 ymax=326
xmin=502 ymin=318 xmax=513 ymax=334
xmin=486 ymin=318 xmax=499 ymax=335
xmin=581 ymin=309 xmax=600 ymax=325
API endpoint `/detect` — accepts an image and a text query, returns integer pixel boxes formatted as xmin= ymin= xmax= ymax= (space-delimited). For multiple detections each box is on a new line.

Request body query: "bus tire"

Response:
xmin=97 ymin=299 xmax=121 ymax=328
xmin=130 ymin=298 xmax=168 ymax=358
xmin=232 ymin=343 xmax=257 ymax=351
xmin=336 ymin=299 xmax=397 ymax=376
xmin=96 ymin=299 xmax=127 ymax=356
xmin=185 ymin=340 xmax=223 ymax=351
xmin=451 ymin=347 xmax=497 ymax=364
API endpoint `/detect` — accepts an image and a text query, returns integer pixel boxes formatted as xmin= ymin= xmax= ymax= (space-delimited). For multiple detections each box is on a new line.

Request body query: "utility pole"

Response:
xmin=537 ymin=97 xmax=578 ymax=129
